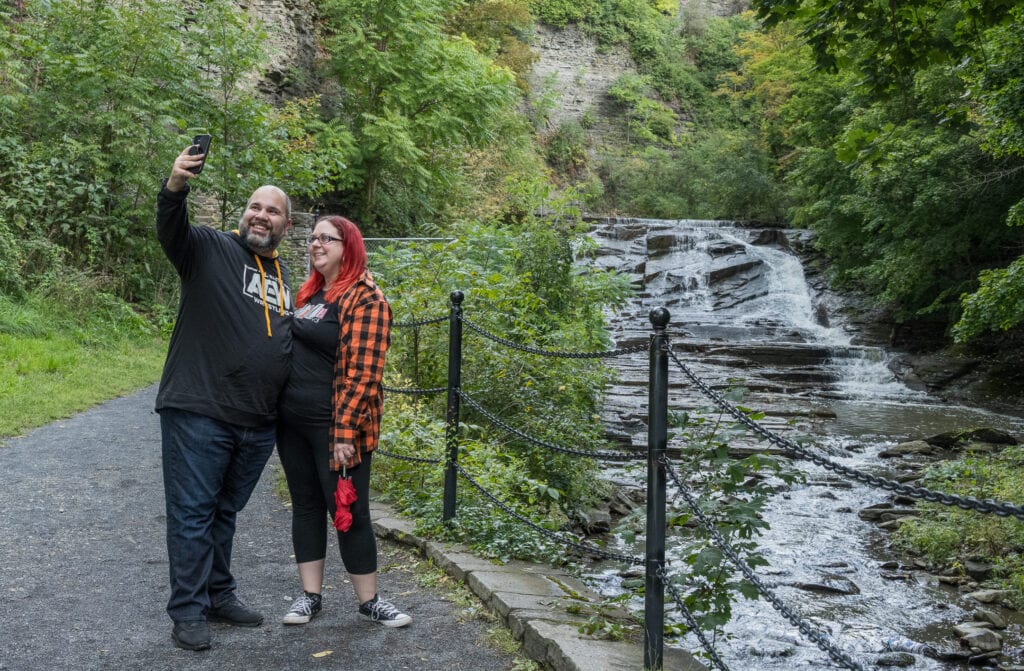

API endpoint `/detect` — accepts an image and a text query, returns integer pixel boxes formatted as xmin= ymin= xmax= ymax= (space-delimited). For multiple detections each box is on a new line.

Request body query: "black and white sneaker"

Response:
xmin=282 ymin=592 xmax=322 ymax=625
xmin=358 ymin=595 xmax=411 ymax=628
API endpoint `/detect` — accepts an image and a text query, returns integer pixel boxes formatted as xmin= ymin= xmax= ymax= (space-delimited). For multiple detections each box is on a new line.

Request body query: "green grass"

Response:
xmin=0 ymin=290 xmax=168 ymax=441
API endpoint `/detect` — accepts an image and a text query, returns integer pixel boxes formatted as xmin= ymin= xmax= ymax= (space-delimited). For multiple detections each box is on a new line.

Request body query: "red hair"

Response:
xmin=295 ymin=215 xmax=369 ymax=308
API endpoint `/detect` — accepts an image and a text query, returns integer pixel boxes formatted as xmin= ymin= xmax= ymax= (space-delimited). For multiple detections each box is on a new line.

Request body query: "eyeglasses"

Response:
xmin=306 ymin=233 xmax=343 ymax=246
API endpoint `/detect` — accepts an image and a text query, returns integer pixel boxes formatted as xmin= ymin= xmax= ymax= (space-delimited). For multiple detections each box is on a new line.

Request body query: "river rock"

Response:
xmin=878 ymin=440 xmax=935 ymax=457
xmin=858 ymin=502 xmax=893 ymax=520
xmin=573 ymin=507 xmax=612 ymax=534
xmin=964 ymin=559 xmax=995 ymax=581
xmin=875 ymin=651 xmax=917 ymax=667
xmin=974 ymin=607 xmax=1006 ymax=629
xmin=924 ymin=427 xmax=1018 ymax=449
xmin=878 ymin=510 xmax=920 ymax=522
xmin=955 ymin=626 xmax=1002 ymax=652
xmin=965 ymin=589 xmax=1010 ymax=604
xmin=791 ymin=573 xmax=860 ymax=595
xmin=747 ymin=637 xmax=797 ymax=657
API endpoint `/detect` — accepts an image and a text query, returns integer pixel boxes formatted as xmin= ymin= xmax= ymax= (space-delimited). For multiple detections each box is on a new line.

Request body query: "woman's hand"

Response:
xmin=333 ymin=442 xmax=356 ymax=466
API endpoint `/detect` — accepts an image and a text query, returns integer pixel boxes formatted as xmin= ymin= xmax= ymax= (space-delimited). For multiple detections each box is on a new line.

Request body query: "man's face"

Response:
xmin=240 ymin=186 xmax=291 ymax=254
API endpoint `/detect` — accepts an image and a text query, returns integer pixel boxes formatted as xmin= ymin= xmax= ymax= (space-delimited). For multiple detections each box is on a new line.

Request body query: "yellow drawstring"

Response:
xmin=254 ymin=255 xmax=273 ymax=338
xmin=234 ymin=229 xmax=287 ymax=337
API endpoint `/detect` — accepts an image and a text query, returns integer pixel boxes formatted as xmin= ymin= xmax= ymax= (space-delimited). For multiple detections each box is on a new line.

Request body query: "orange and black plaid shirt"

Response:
xmin=330 ymin=270 xmax=392 ymax=467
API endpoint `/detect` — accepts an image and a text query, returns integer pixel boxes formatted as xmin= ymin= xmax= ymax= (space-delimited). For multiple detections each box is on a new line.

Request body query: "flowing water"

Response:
xmin=584 ymin=217 xmax=1024 ymax=669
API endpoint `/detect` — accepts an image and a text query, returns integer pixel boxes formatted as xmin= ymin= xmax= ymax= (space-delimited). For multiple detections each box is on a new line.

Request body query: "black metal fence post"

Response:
xmin=644 ymin=307 xmax=670 ymax=671
xmin=442 ymin=290 xmax=465 ymax=521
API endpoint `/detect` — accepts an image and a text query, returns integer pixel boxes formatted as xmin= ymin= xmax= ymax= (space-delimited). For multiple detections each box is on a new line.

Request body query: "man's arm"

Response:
xmin=156 ymin=145 xmax=208 ymax=276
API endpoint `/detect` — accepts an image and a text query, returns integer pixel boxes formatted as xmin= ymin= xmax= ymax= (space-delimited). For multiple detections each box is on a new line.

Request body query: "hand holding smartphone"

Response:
xmin=187 ymin=134 xmax=212 ymax=174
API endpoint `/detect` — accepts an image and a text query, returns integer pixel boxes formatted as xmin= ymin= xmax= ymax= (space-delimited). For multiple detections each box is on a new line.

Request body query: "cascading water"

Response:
xmin=585 ymin=217 xmax=1024 ymax=670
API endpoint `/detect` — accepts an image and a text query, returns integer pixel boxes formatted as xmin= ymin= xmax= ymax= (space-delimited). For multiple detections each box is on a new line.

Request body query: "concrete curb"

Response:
xmin=371 ymin=502 xmax=706 ymax=671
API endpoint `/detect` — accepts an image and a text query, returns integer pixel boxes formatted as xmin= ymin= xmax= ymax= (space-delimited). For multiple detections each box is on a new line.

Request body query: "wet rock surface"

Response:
xmin=582 ymin=217 xmax=1024 ymax=670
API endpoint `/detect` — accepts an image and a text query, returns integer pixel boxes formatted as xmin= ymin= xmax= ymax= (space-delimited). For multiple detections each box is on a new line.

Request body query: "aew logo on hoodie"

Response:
xmin=242 ymin=265 xmax=291 ymax=312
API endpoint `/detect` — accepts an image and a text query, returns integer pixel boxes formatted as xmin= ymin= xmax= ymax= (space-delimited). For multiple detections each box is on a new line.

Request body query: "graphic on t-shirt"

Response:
xmin=243 ymin=265 xmax=291 ymax=311
xmin=294 ymin=302 xmax=329 ymax=323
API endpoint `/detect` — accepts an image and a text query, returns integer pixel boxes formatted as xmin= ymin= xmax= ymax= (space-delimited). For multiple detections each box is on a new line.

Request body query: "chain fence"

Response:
xmin=372 ymin=296 xmax=1023 ymax=669
xmin=666 ymin=347 xmax=1024 ymax=521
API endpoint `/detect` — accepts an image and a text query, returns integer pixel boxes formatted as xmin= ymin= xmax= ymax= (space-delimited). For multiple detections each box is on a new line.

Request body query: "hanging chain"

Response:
xmin=667 ymin=348 xmax=1024 ymax=521
xmin=662 ymin=456 xmax=866 ymax=671
xmin=461 ymin=316 xmax=649 ymax=359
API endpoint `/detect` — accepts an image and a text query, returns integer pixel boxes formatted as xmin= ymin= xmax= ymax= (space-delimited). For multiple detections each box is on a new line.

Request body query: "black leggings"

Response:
xmin=275 ymin=406 xmax=377 ymax=574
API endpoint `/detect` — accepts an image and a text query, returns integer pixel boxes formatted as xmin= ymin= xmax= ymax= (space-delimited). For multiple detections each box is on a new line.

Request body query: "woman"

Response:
xmin=276 ymin=215 xmax=410 ymax=627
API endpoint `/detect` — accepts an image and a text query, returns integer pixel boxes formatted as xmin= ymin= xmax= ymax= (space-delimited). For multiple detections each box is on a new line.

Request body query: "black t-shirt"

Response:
xmin=280 ymin=289 xmax=338 ymax=422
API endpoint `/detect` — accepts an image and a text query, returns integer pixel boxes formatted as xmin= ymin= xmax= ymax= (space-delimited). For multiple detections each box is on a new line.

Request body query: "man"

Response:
xmin=155 ymin=143 xmax=293 ymax=651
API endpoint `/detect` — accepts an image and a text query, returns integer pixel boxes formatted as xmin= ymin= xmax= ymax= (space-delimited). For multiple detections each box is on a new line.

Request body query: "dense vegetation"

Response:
xmin=3 ymin=0 xmax=1023 ymax=646
xmin=537 ymin=0 xmax=1024 ymax=346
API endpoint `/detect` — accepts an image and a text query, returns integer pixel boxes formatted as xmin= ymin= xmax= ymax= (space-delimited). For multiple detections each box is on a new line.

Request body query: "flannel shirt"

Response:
xmin=330 ymin=270 xmax=392 ymax=467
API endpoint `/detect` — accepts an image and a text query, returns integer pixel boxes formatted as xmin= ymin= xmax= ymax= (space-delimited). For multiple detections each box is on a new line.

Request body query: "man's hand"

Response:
xmin=165 ymin=145 xmax=204 ymax=192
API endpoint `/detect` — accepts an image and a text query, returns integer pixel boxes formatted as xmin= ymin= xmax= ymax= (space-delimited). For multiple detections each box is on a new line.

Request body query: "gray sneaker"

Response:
xmin=282 ymin=592 xmax=322 ymax=625
xmin=359 ymin=595 xmax=411 ymax=628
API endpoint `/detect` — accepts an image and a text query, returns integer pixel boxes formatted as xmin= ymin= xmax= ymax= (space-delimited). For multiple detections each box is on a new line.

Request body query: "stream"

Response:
xmin=582 ymin=217 xmax=1024 ymax=670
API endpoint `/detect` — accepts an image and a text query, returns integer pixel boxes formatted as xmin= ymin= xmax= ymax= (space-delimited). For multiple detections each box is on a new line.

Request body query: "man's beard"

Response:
xmin=241 ymin=225 xmax=283 ymax=255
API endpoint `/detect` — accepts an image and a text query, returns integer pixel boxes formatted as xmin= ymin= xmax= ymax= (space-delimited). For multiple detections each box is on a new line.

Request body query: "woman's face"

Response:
xmin=309 ymin=220 xmax=344 ymax=281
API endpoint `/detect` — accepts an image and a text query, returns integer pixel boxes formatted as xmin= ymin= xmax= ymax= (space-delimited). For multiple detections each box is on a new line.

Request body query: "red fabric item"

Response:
xmin=333 ymin=473 xmax=358 ymax=532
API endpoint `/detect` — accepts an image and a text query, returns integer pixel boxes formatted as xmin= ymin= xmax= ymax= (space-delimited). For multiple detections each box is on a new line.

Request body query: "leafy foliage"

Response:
xmin=726 ymin=5 xmax=1024 ymax=333
xmin=370 ymin=213 xmax=634 ymax=561
xmin=893 ymin=446 xmax=1024 ymax=608
xmin=0 ymin=0 xmax=352 ymax=303
xmin=316 ymin=0 xmax=522 ymax=234
xmin=448 ymin=0 xmax=538 ymax=90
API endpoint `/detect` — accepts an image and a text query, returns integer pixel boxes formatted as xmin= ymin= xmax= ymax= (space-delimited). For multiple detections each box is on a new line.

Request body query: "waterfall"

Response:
xmin=590 ymin=217 xmax=927 ymax=416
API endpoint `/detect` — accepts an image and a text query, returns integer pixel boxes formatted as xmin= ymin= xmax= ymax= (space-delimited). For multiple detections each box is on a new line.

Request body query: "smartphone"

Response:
xmin=187 ymin=134 xmax=212 ymax=174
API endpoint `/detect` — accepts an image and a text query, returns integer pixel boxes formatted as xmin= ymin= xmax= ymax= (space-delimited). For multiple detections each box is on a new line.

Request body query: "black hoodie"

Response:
xmin=154 ymin=184 xmax=292 ymax=427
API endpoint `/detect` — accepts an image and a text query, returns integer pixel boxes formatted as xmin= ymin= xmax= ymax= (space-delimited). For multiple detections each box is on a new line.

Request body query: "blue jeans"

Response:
xmin=160 ymin=408 xmax=276 ymax=623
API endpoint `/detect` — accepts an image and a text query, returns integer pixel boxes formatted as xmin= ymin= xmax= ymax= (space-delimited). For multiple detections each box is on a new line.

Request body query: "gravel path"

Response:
xmin=0 ymin=385 xmax=516 ymax=671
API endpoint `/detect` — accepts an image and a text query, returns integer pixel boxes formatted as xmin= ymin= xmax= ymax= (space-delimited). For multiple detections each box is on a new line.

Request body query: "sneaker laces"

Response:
xmin=366 ymin=598 xmax=403 ymax=621
xmin=289 ymin=594 xmax=317 ymax=615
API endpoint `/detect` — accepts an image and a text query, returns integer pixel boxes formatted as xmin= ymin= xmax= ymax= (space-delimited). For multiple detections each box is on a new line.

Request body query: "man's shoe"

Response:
xmin=282 ymin=592 xmax=322 ymax=625
xmin=172 ymin=621 xmax=211 ymax=651
xmin=358 ymin=595 xmax=411 ymax=628
xmin=208 ymin=595 xmax=264 ymax=627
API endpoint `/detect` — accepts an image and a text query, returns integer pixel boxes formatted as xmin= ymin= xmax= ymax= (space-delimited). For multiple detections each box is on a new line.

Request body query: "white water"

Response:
xmin=586 ymin=218 xmax=1024 ymax=670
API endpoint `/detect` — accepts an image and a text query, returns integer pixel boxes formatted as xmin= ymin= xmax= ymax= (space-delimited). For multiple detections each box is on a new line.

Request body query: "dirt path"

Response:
xmin=0 ymin=385 xmax=516 ymax=671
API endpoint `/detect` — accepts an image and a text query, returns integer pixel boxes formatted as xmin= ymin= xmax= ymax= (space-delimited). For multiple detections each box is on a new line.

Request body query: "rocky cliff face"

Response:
xmin=527 ymin=24 xmax=635 ymax=132
xmin=239 ymin=0 xmax=320 ymax=101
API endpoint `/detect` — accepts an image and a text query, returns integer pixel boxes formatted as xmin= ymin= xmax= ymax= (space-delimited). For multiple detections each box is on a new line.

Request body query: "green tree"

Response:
xmin=317 ymin=0 xmax=521 ymax=233
xmin=447 ymin=0 xmax=538 ymax=90
xmin=736 ymin=0 xmax=1024 ymax=334
xmin=0 ymin=0 xmax=350 ymax=302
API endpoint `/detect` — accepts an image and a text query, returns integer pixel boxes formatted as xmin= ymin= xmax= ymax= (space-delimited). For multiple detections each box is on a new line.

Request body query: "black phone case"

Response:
xmin=188 ymin=134 xmax=211 ymax=174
